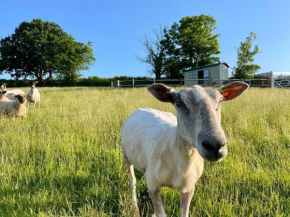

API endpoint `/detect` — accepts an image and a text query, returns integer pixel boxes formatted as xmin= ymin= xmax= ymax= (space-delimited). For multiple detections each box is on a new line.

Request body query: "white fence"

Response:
xmin=273 ymin=76 xmax=290 ymax=88
xmin=111 ymin=78 xmax=272 ymax=88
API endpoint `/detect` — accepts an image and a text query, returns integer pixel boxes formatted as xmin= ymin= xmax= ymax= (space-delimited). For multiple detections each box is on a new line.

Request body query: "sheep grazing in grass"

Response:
xmin=26 ymin=81 xmax=40 ymax=108
xmin=121 ymin=82 xmax=249 ymax=217
xmin=0 ymin=94 xmax=27 ymax=118
xmin=0 ymin=82 xmax=25 ymax=100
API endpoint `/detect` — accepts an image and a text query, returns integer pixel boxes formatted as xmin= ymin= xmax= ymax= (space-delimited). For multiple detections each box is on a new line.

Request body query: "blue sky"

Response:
xmin=0 ymin=0 xmax=289 ymax=79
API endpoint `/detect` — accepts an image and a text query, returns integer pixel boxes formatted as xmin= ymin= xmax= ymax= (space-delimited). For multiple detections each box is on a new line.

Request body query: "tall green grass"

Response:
xmin=0 ymin=87 xmax=289 ymax=216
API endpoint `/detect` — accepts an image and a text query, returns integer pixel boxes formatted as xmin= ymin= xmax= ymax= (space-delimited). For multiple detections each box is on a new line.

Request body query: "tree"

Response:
xmin=0 ymin=19 xmax=96 ymax=83
xmin=55 ymin=38 xmax=95 ymax=82
xmin=162 ymin=15 xmax=220 ymax=77
xmin=136 ymin=25 xmax=167 ymax=79
xmin=232 ymin=32 xmax=260 ymax=79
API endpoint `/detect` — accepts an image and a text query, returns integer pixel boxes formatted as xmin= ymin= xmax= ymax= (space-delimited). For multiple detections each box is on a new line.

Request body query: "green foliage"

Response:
xmin=138 ymin=15 xmax=220 ymax=79
xmin=0 ymin=19 xmax=96 ymax=83
xmin=162 ymin=14 xmax=221 ymax=77
xmin=232 ymin=32 xmax=260 ymax=79
xmin=0 ymin=87 xmax=290 ymax=216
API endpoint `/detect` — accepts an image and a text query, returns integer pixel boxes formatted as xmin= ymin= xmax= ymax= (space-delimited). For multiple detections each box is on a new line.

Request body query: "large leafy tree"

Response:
xmin=136 ymin=25 xmax=166 ymax=79
xmin=232 ymin=32 xmax=260 ymax=79
xmin=162 ymin=15 xmax=220 ymax=77
xmin=0 ymin=19 xmax=96 ymax=82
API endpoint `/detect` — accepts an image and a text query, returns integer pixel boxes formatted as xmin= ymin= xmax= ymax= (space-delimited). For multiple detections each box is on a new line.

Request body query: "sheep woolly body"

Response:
xmin=1 ymin=83 xmax=25 ymax=100
xmin=0 ymin=93 xmax=10 ymax=101
xmin=27 ymin=88 xmax=40 ymax=108
xmin=122 ymin=108 xmax=203 ymax=192
xmin=0 ymin=94 xmax=27 ymax=117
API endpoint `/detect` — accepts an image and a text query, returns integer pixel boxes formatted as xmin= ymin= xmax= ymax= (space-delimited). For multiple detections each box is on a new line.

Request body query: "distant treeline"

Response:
xmin=0 ymin=76 xmax=151 ymax=87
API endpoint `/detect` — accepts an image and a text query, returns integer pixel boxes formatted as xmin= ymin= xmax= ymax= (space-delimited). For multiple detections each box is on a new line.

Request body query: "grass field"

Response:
xmin=0 ymin=86 xmax=290 ymax=216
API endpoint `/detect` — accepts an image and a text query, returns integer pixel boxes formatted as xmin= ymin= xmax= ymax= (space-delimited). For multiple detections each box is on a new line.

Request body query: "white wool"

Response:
xmin=0 ymin=95 xmax=27 ymax=118
xmin=27 ymin=87 xmax=40 ymax=108
xmin=121 ymin=82 xmax=249 ymax=217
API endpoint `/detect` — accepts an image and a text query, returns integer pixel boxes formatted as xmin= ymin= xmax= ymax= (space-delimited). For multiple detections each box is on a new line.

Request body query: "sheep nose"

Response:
xmin=201 ymin=140 xmax=217 ymax=152
xmin=201 ymin=140 xmax=226 ymax=154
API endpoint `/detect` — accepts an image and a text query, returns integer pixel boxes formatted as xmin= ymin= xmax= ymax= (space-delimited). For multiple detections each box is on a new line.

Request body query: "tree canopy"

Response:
xmin=232 ymin=32 xmax=260 ymax=79
xmin=0 ymin=19 xmax=96 ymax=82
xmin=162 ymin=14 xmax=221 ymax=78
xmin=137 ymin=15 xmax=221 ymax=79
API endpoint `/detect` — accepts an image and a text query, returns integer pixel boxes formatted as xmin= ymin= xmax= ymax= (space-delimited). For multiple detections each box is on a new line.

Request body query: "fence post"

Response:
xmin=117 ymin=80 xmax=120 ymax=88
xmin=249 ymin=79 xmax=251 ymax=87
xmin=180 ymin=79 xmax=182 ymax=86
xmin=210 ymin=78 xmax=213 ymax=85
xmin=111 ymin=81 xmax=113 ymax=87
xmin=262 ymin=79 xmax=264 ymax=87
xmin=132 ymin=79 xmax=135 ymax=88
xmin=271 ymin=77 xmax=274 ymax=88
xmin=153 ymin=78 xmax=155 ymax=84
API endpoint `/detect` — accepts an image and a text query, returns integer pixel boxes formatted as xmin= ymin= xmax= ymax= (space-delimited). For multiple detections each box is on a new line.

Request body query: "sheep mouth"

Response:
xmin=198 ymin=146 xmax=228 ymax=162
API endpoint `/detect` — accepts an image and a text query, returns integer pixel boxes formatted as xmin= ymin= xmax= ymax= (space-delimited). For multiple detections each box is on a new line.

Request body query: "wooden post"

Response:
xmin=153 ymin=78 xmax=155 ymax=84
xmin=132 ymin=79 xmax=135 ymax=88
xmin=111 ymin=81 xmax=113 ymax=87
xmin=262 ymin=79 xmax=264 ymax=87
xmin=249 ymin=79 xmax=251 ymax=87
xmin=271 ymin=77 xmax=274 ymax=88
xmin=117 ymin=80 xmax=120 ymax=88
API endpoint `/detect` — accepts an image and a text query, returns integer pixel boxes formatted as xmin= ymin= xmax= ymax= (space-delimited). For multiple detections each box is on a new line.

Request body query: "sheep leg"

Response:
xmin=179 ymin=188 xmax=195 ymax=217
xmin=125 ymin=160 xmax=139 ymax=215
xmin=33 ymin=101 xmax=36 ymax=108
xmin=148 ymin=188 xmax=166 ymax=217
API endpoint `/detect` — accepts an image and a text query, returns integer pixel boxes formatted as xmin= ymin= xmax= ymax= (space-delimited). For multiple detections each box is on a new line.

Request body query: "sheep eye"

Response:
xmin=175 ymin=99 xmax=181 ymax=106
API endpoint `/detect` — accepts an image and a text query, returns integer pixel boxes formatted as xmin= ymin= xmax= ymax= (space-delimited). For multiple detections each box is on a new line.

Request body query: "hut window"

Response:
xmin=189 ymin=72 xmax=195 ymax=79
xmin=204 ymin=69 xmax=210 ymax=78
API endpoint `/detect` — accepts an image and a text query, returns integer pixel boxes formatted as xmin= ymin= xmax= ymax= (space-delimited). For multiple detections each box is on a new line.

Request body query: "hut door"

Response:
xmin=198 ymin=70 xmax=204 ymax=84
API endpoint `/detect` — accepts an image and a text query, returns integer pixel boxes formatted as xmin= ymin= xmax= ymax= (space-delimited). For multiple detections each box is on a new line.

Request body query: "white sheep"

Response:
xmin=0 ymin=91 xmax=10 ymax=101
xmin=26 ymin=81 xmax=40 ymax=108
xmin=0 ymin=94 xmax=27 ymax=118
xmin=121 ymin=82 xmax=249 ymax=217
xmin=1 ymin=82 xmax=25 ymax=100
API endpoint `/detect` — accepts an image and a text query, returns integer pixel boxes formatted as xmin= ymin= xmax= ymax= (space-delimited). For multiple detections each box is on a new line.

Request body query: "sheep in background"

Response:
xmin=0 ymin=91 xmax=10 ymax=101
xmin=26 ymin=81 xmax=40 ymax=108
xmin=0 ymin=94 xmax=27 ymax=118
xmin=121 ymin=82 xmax=249 ymax=217
xmin=0 ymin=82 xmax=25 ymax=100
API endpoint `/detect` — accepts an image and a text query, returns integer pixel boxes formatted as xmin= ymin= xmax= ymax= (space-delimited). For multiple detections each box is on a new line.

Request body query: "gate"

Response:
xmin=273 ymin=76 xmax=290 ymax=88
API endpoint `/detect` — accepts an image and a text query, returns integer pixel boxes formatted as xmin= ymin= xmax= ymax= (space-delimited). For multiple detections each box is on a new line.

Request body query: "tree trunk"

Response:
xmin=155 ymin=73 xmax=161 ymax=79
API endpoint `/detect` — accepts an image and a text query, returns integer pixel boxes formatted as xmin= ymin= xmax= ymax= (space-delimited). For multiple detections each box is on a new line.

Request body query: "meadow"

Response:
xmin=0 ymin=86 xmax=289 ymax=216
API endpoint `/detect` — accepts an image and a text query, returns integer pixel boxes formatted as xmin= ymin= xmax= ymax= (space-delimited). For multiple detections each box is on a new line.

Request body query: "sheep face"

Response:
xmin=174 ymin=86 xmax=227 ymax=162
xmin=28 ymin=81 xmax=38 ymax=91
xmin=148 ymin=82 xmax=248 ymax=162
xmin=1 ymin=83 xmax=7 ymax=91
xmin=14 ymin=94 xmax=27 ymax=104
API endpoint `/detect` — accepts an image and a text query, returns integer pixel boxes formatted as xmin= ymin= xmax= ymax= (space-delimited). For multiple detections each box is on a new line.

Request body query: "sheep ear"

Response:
xmin=147 ymin=83 xmax=176 ymax=103
xmin=220 ymin=81 xmax=249 ymax=101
